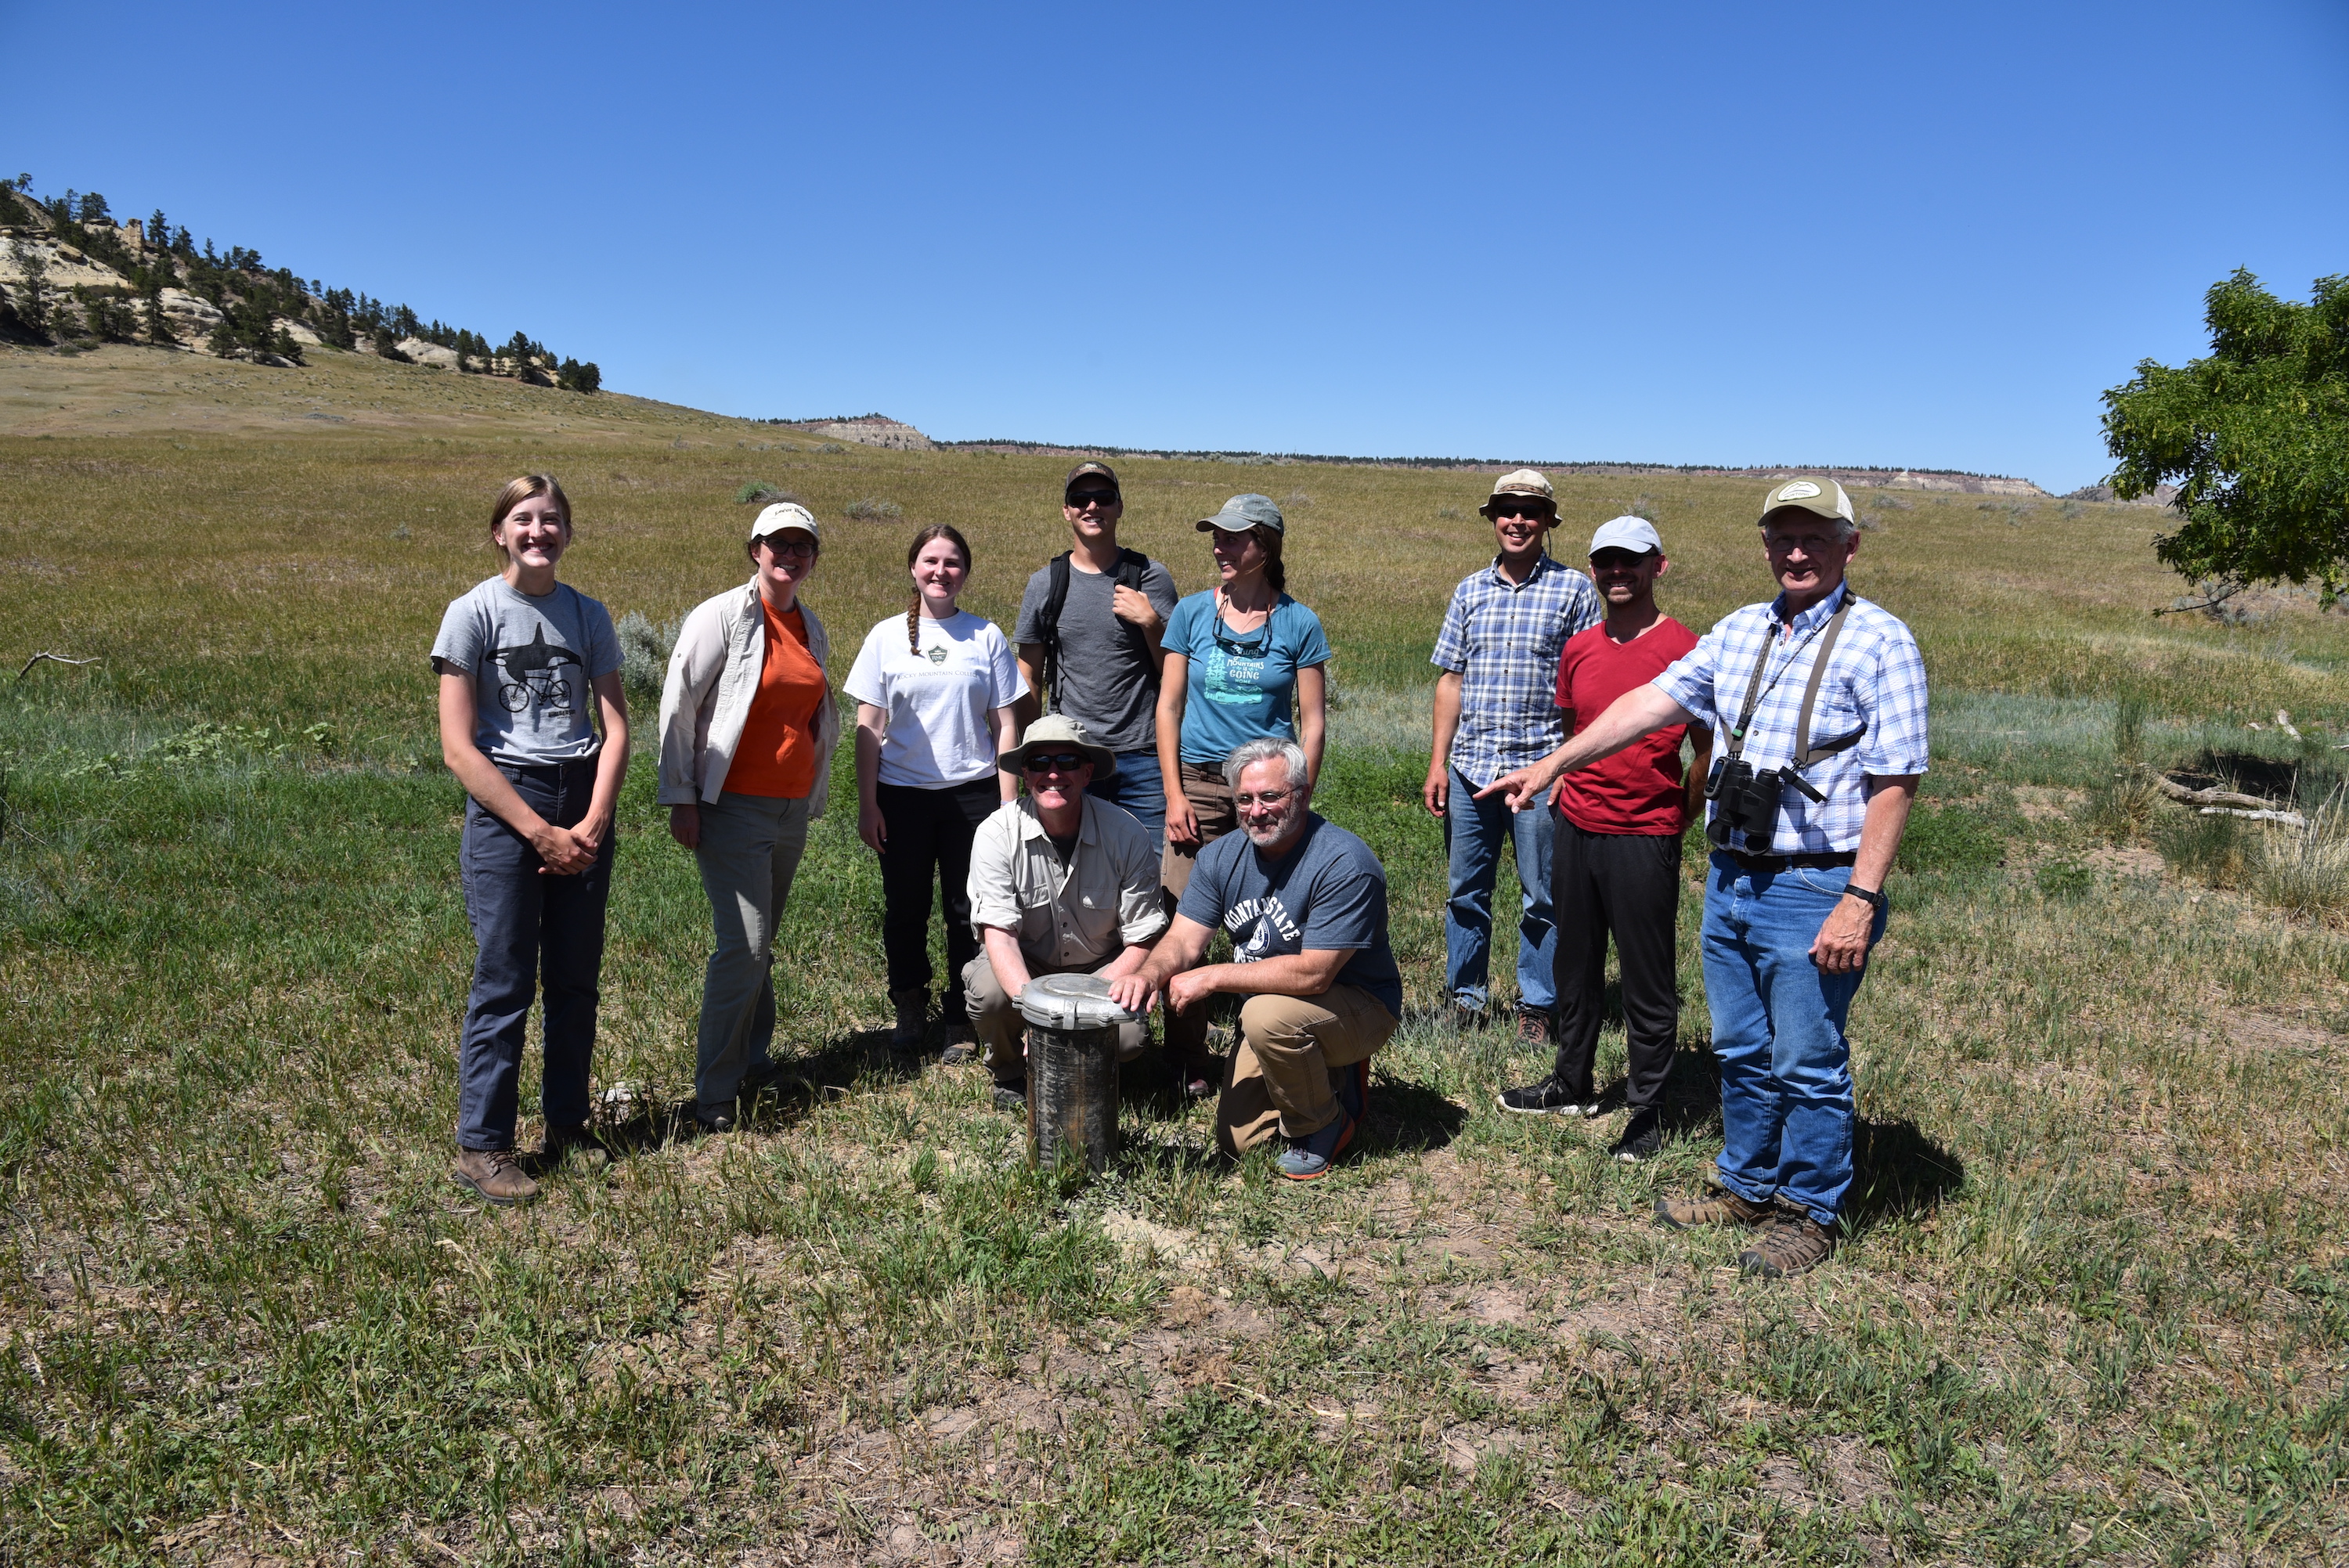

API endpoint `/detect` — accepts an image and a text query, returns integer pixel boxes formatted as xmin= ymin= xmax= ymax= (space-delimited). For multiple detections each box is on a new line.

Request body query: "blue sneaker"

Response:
xmin=1276 ymin=1108 xmax=1355 ymax=1182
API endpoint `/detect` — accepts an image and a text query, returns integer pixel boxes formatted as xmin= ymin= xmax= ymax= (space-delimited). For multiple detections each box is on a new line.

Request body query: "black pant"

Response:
xmin=876 ymin=777 xmax=1000 ymax=1002
xmin=1550 ymin=810 xmax=1682 ymax=1109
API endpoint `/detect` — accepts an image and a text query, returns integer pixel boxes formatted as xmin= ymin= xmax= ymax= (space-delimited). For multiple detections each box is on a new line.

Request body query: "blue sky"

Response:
xmin=5 ymin=0 xmax=2344 ymax=491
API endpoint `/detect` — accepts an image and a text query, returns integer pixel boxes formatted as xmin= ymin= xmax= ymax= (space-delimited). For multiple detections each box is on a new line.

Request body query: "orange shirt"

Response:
xmin=726 ymin=600 xmax=826 ymax=798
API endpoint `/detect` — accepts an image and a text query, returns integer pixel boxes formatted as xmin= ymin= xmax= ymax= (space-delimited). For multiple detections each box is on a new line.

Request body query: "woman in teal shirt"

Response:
xmin=1153 ymin=494 xmax=1330 ymax=1094
xmin=1154 ymin=491 xmax=1330 ymax=895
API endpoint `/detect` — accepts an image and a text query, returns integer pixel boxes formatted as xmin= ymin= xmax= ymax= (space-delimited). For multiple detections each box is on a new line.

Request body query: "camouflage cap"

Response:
xmin=1063 ymin=460 xmax=1120 ymax=498
xmin=1757 ymin=477 xmax=1856 ymax=528
xmin=1479 ymin=468 xmax=1557 ymax=518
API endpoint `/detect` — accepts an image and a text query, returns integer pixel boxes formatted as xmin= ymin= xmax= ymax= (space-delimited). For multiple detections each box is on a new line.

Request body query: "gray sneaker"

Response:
xmin=453 ymin=1148 xmax=539 ymax=1206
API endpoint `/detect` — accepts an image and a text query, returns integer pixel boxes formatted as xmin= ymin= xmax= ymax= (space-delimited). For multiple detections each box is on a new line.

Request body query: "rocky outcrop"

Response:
xmin=788 ymin=414 xmax=936 ymax=452
xmin=2066 ymin=481 xmax=2179 ymax=509
xmin=0 ymin=232 xmax=132 ymax=294
xmin=157 ymin=287 xmax=225 ymax=341
xmin=396 ymin=337 xmax=460 ymax=369
xmin=275 ymin=315 xmax=322 ymax=348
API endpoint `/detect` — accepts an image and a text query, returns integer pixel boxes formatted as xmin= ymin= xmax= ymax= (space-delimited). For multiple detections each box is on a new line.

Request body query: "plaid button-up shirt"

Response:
xmin=1431 ymin=553 xmax=1602 ymax=789
xmin=1652 ymin=582 xmax=1929 ymax=855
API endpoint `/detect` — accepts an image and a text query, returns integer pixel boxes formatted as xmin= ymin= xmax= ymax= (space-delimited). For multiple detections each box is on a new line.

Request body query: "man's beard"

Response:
xmin=1243 ymin=801 xmax=1303 ymax=848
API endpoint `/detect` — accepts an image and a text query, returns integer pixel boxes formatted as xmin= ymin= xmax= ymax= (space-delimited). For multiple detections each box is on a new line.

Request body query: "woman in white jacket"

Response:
xmin=657 ymin=503 xmax=840 ymax=1132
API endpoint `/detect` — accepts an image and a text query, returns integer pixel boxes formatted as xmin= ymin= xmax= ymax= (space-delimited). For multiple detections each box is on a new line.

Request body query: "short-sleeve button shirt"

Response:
xmin=1651 ymin=582 xmax=1929 ymax=855
xmin=965 ymin=795 xmax=1168 ymax=969
xmin=1431 ymin=554 xmax=1602 ymax=789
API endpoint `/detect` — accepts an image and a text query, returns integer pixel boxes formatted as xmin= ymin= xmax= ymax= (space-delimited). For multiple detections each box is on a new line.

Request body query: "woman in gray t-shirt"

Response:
xmin=429 ymin=474 xmax=627 ymax=1206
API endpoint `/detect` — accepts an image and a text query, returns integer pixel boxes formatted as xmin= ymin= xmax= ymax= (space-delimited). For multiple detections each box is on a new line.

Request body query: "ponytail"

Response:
xmin=1258 ymin=527 xmax=1286 ymax=597
xmin=903 ymin=522 xmax=975 ymax=654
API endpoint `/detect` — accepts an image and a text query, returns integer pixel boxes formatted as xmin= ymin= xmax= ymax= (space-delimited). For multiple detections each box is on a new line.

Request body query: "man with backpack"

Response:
xmin=1016 ymin=462 xmax=1182 ymax=852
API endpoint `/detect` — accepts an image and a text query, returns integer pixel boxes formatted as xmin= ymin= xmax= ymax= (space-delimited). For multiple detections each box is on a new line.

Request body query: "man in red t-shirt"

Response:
xmin=1490 ymin=517 xmax=1711 ymax=1160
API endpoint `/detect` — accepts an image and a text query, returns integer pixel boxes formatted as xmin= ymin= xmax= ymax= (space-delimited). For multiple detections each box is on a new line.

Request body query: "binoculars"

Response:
xmin=1704 ymin=755 xmax=1827 ymax=849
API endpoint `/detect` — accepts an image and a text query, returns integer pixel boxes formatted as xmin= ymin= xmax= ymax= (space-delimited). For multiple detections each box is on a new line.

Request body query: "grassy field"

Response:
xmin=4 ymin=344 xmax=2348 ymax=1565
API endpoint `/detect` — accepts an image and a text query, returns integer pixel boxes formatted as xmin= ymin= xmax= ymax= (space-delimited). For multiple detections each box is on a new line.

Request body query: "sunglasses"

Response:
xmin=1489 ymin=499 xmax=1555 ymax=521
xmin=760 ymin=536 xmax=817 ymax=558
xmin=1589 ymin=549 xmax=1653 ymax=570
xmin=1066 ymin=489 xmax=1120 ymax=509
xmin=1023 ymin=752 xmax=1091 ymax=772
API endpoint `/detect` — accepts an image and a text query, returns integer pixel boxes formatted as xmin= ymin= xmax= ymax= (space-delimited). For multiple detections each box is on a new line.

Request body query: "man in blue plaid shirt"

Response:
xmin=1480 ymin=476 xmax=1925 ymax=1280
xmin=1425 ymin=470 xmax=1602 ymax=1041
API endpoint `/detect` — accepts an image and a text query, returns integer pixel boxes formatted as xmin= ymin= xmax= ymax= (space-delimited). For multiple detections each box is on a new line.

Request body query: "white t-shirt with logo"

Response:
xmin=843 ymin=610 xmax=1028 ymax=788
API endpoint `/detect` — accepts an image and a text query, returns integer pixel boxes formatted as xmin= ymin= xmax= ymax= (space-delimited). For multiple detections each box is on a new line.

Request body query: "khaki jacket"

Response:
xmin=656 ymin=577 xmax=839 ymax=814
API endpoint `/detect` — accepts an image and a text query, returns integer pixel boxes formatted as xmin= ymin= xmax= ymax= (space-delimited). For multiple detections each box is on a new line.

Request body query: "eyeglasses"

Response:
xmin=1489 ymin=499 xmax=1554 ymax=521
xmin=1023 ymin=752 xmax=1091 ymax=773
xmin=761 ymin=537 xmax=817 ymax=558
xmin=1066 ymin=490 xmax=1120 ymax=510
xmin=1233 ymin=787 xmax=1293 ymax=808
xmin=1589 ymin=549 xmax=1651 ymax=570
xmin=1762 ymin=533 xmax=1841 ymax=557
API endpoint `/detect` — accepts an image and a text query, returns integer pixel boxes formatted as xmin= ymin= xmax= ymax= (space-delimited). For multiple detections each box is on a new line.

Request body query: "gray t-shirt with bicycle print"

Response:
xmin=431 ymin=576 xmax=620 ymax=766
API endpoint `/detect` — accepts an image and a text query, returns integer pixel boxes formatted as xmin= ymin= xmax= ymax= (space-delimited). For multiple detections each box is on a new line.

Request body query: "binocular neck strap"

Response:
xmin=1723 ymin=594 xmax=1855 ymax=766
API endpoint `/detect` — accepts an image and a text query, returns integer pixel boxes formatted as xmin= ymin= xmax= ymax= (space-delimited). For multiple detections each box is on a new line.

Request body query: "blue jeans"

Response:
xmin=1088 ymin=748 xmax=1168 ymax=859
xmin=456 ymin=761 xmax=612 ymax=1151
xmin=1443 ymin=765 xmax=1557 ymax=1013
xmin=1700 ymin=852 xmax=1885 ymax=1225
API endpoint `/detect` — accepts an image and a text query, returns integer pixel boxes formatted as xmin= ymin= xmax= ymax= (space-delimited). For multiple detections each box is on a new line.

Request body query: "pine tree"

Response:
xmin=8 ymin=240 xmax=52 ymax=340
xmin=145 ymin=289 xmax=177 ymax=347
xmin=79 ymin=192 xmax=110 ymax=223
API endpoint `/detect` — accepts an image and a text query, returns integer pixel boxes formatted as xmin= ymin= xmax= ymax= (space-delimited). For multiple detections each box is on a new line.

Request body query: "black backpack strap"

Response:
xmin=1116 ymin=547 xmax=1149 ymax=593
xmin=1037 ymin=551 xmax=1073 ymax=713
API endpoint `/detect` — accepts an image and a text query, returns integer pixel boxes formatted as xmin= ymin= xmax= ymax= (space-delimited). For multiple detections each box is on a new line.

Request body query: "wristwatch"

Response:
xmin=1841 ymin=884 xmax=1887 ymax=913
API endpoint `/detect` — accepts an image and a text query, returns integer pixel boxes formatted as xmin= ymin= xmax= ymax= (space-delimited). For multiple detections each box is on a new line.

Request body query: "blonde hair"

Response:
xmin=489 ymin=474 xmax=572 ymax=545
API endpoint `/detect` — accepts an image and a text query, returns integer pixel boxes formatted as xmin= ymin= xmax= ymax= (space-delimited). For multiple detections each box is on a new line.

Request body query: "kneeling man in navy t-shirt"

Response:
xmin=1110 ymin=737 xmax=1402 ymax=1181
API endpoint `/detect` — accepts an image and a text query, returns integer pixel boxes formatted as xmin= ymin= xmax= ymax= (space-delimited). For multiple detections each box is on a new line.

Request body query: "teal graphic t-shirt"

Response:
xmin=1164 ymin=592 xmax=1330 ymax=766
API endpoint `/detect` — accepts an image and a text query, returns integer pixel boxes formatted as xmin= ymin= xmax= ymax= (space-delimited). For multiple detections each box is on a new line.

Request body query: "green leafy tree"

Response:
xmin=2103 ymin=269 xmax=2349 ymax=597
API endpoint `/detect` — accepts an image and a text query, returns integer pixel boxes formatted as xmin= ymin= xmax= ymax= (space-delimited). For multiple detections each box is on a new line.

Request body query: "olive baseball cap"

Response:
xmin=1758 ymin=477 xmax=1855 ymax=528
xmin=1479 ymin=468 xmax=1557 ymax=519
xmin=1196 ymin=493 xmax=1285 ymax=535
xmin=998 ymin=713 xmax=1117 ymax=779
xmin=750 ymin=501 xmax=821 ymax=542
xmin=1064 ymin=460 xmax=1120 ymax=499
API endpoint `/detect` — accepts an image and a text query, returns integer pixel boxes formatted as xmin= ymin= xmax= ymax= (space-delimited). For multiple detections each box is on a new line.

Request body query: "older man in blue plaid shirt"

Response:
xmin=1425 ymin=470 xmax=1602 ymax=1040
xmin=1481 ymin=476 xmax=1925 ymax=1280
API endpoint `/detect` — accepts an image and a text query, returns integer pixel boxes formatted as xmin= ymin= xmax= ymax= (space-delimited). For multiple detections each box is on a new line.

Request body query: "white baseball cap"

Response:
xmin=750 ymin=501 xmax=821 ymax=542
xmin=1589 ymin=516 xmax=1664 ymax=556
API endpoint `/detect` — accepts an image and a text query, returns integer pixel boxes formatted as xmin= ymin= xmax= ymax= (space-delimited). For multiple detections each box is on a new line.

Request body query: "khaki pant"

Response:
xmin=1164 ymin=762 xmax=1239 ymax=1069
xmin=1160 ymin=762 xmax=1238 ymax=899
xmin=962 ymin=950 xmax=1149 ymax=1082
xmin=1214 ymin=985 xmax=1399 ymax=1155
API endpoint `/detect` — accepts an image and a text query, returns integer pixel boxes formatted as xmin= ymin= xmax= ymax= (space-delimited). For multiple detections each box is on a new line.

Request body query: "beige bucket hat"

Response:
xmin=1479 ymin=468 xmax=1557 ymax=520
xmin=997 ymin=713 xmax=1118 ymax=780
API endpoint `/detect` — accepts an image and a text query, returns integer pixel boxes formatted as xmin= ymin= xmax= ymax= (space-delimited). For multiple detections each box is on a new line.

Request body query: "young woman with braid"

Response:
xmin=843 ymin=524 xmax=1027 ymax=1054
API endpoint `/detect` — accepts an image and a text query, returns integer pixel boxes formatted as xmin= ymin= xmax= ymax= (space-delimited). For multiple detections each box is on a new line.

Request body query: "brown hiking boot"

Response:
xmin=453 ymin=1148 xmax=539 ymax=1206
xmin=1516 ymin=1007 xmax=1556 ymax=1047
xmin=1654 ymin=1184 xmax=1775 ymax=1231
xmin=1741 ymin=1214 xmax=1838 ymax=1278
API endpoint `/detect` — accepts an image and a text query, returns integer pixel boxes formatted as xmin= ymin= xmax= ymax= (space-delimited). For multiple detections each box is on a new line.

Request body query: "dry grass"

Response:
xmin=3 ymin=343 xmax=2348 ymax=1563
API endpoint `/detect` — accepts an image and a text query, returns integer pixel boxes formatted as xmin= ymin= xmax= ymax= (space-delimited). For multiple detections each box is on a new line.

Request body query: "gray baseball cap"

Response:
xmin=1196 ymin=493 xmax=1285 ymax=535
xmin=1589 ymin=516 xmax=1664 ymax=556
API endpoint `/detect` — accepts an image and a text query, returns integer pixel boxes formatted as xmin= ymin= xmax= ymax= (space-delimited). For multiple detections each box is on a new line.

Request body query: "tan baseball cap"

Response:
xmin=1757 ymin=477 xmax=1855 ymax=528
xmin=1479 ymin=468 xmax=1557 ymax=519
xmin=750 ymin=502 xmax=821 ymax=542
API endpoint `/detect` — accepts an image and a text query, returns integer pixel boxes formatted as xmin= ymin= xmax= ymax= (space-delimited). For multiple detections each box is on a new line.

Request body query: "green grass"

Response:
xmin=4 ymin=361 xmax=2349 ymax=1562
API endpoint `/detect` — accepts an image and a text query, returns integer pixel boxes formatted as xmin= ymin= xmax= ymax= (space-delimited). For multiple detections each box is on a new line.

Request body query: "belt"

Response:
xmin=500 ymin=759 xmax=598 ymax=780
xmin=1719 ymin=849 xmax=1856 ymax=873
